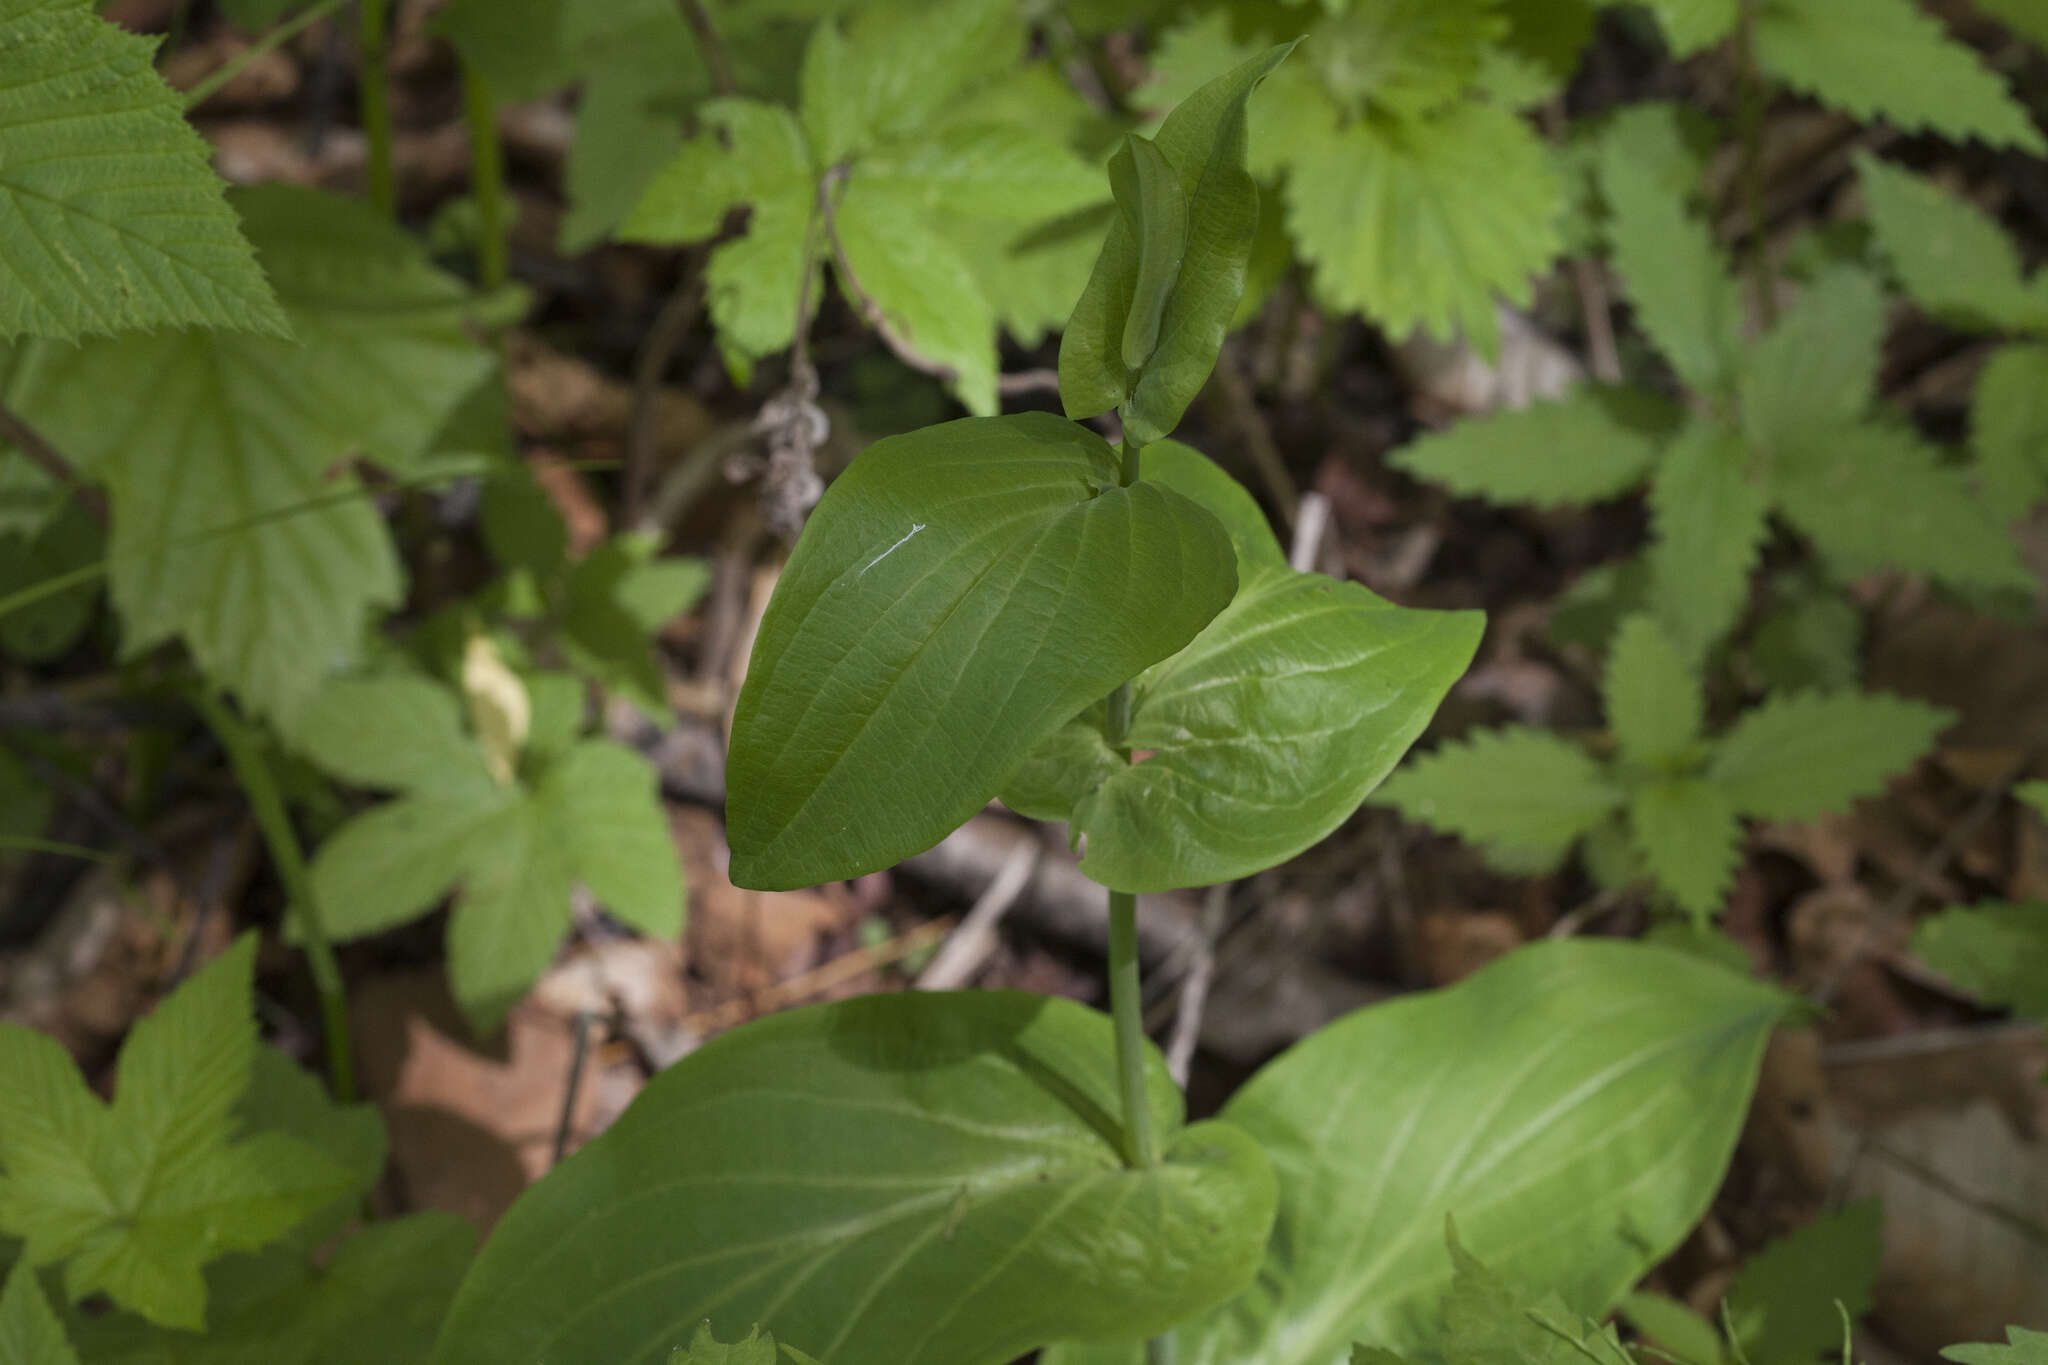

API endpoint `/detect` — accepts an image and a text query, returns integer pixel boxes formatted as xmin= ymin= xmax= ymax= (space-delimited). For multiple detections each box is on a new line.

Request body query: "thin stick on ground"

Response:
xmin=916 ymin=839 xmax=1039 ymax=991
xmin=626 ymin=265 xmax=708 ymax=529
xmin=183 ymin=0 xmax=350 ymax=110
xmin=551 ymin=1009 xmax=601 ymax=1166
xmin=1165 ymin=883 xmax=1229 ymax=1087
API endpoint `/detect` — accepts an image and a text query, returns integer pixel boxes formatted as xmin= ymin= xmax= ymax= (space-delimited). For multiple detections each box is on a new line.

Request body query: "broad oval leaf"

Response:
xmin=1060 ymin=44 xmax=1295 ymax=445
xmin=1048 ymin=939 xmax=1790 ymax=1365
xmin=1004 ymin=442 xmax=1481 ymax=893
xmin=726 ymin=413 xmax=1235 ymax=891
xmin=431 ymin=991 xmax=1278 ymax=1365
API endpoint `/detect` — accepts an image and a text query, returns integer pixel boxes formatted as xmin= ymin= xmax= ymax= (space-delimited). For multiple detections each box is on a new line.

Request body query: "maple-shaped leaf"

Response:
xmin=0 ymin=937 xmax=352 ymax=1330
xmin=299 ymin=673 xmax=683 ymax=1033
xmin=0 ymin=0 xmax=285 ymax=341
xmin=0 ymin=184 xmax=503 ymax=731
xmin=1300 ymin=0 xmax=1506 ymax=120
xmin=1754 ymin=0 xmax=2045 ymax=154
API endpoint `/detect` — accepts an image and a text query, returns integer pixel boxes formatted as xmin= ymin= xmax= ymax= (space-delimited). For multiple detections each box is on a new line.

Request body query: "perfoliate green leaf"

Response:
xmin=1911 ymin=901 xmax=2048 ymax=1019
xmin=1019 ymin=442 xmax=1483 ymax=893
xmin=1944 ymin=1327 xmax=2048 ymax=1365
xmin=303 ymin=675 xmax=682 ymax=1032
xmin=1725 ymin=1201 xmax=1883 ymax=1365
xmin=1646 ymin=424 xmax=1768 ymax=663
xmin=1738 ymin=270 xmax=1887 ymax=457
xmin=1600 ymin=130 xmax=1740 ymax=395
xmin=1855 ymin=152 xmax=2048 ymax=334
xmin=1389 ymin=385 xmax=1675 ymax=506
xmin=1706 ymin=690 xmax=1952 ymax=822
xmin=1109 ymin=135 xmax=1189 ymax=371
xmin=1286 ymin=99 xmax=1563 ymax=354
xmin=1050 ymin=940 xmax=1790 ymax=1365
xmin=726 ymin=414 xmax=1236 ymax=891
xmin=1755 ymin=0 xmax=2045 ymax=155
xmin=432 ymin=992 xmax=1278 ymax=1365
xmin=0 ymin=937 xmax=352 ymax=1330
xmin=1773 ymin=423 xmax=2031 ymax=591
xmin=797 ymin=0 xmax=1020 ymax=167
xmin=0 ymin=185 xmax=500 ymax=730
xmin=1606 ymin=614 xmax=1703 ymax=768
xmin=1373 ymin=727 xmax=1623 ymax=871
xmin=1 ymin=1262 xmax=78 ymax=1365
xmin=1631 ymin=777 xmax=1741 ymax=920
xmin=1973 ymin=343 xmax=2048 ymax=517
xmin=1622 ymin=0 xmax=1738 ymax=55
xmin=1062 ymin=45 xmax=1293 ymax=444
xmin=0 ymin=0 xmax=286 ymax=341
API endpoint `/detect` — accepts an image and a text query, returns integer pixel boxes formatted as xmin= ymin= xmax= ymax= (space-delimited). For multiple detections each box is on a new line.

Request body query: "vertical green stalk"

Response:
xmin=358 ymin=0 xmax=394 ymax=217
xmin=460 ymin=61 xmax=507 ymax=290
xmin=1106 ymin=889 xmax=1157 ymax=1168
xmin=193 ymin=691 xmax=357 ymax=1104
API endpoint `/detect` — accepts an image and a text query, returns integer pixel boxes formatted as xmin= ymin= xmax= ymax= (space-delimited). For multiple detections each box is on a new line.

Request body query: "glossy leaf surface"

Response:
xmin=433 ymin=992 xmax=1278 ymax=1365
xmin=1003 ymin=442 xmax=1481 ymax=892
xmin=727 ymin=415 xmax=1236 ymax=890
xmin=1049 ymin=940 xmax=1788 ymax=1365
xmin=1061 ymin=45 xmax=1293 ymax=444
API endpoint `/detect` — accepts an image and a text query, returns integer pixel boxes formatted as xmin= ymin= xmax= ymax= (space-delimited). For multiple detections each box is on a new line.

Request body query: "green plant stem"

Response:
xmin=192 ymin=690 xmax=357 ymax=1103
xmin=1106 ymin=889 xmax=1157 ymax=1169
xmin=357 ymin=0 xmax=394 ymax=216
xmin=460 ymin=60 xmax=507 ymax=290
xmin=183 ymin=0 xmax=350 ymax=111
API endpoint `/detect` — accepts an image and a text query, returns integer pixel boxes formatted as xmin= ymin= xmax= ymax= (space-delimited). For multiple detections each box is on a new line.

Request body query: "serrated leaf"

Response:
xmin=1911 ymin=901 xmax=2048 ymax=1018
xmin=0 ymin=184 xmax=500 ymax=729
xmin=1773 ymin=422 xmax=2031 ymax=590
xmin=0 ymin=937 xmax=352 ymax=1329
xmin=1389 ymin=384 xmax=1675 ymax=506
xmin=1479 ymin=0 xmax=1597 ymax=107
xmin=1287 ymin=100 xmax=1563 ymax=353
xmin=1049 ymin=940 xmax=1790 ymax=1365
xmin=1707 ymin=690 xmax=1952 ymax=821
xmin=1022 ymin=442 xmax=1483 ymax=893
xmin=726 ymin=414 xmax=1236 ymax=891
xmin=830 ymin=175 xmax=999 ymax=414
xmin=1749 ymin=573 xmax=1862 ymax=693
xmin=1308 ymin=0 xmax=1506 ymax=119
xmin=1944 ymin=1327 xmax=2048 ymax=1365
xmin=0 ymin=1262 xmax=77 ymax=1365
xmin=942 ymin=207 xmax=1107 ymax=350
xmin=1607 ymin=614 xmax=1703 ymax=768
xmin=861 ymin=120 xmax=1105 ymax=223
xmin=670 ymin=1324 xmax=781 ymax=1365
xmin=1062 ymin=44 xmax=1294 ymax=443
xmin=1855 ymin=152 xmax=2048 ymax=334
xmin=1624 ymin=0 xmax=1739 ymax=55
xmin=1973 ymin=343 xmax=2048 ymax=516
xmin=1373 ymin=726 xmax=1623 ymax=870
xmin=235 ymin=1047 xmax=384 ymax=1253
xmin=1601 ymin=131 xmax=1741 ymax=394
xmin=1756 ymin=0 xmax=2045 ymax=153
xmin=1739 ymin=270 xmax=1887 ymax=456
xmin=1631 ymin=777 xmax=1741 ymax=920
xmin=797 ymin=0 xmax=1021 ymax=167
xmin=0 ymin=0 xmax=286 ymax=341
xmin=1726 ymin=1201 xmax=1883 ymax=1365
xmin=304 ymin=675 xmax=681 ymax=1032
xmin=1646 ymin=423 xmax=1768 ymax=662
xmin=432 ymin=992 xmax=1278 ymax=1365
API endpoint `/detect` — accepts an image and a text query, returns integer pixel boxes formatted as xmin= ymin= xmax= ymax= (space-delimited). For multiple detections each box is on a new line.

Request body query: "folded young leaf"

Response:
xmin=1048 ymin=940 xmax=1790 ymax=1365
xmin=1973 ymin=343 xmax=2048 ymax=517
xmin=1773 ymin=423 xmax=2031 ymax=591
xmin=1600 ymin=134 xmax=1741 ymax=396
xmin=0 ymin=0 xmax=286 ymax=341
xmin=1605 ymin=614 xmax=1704 ymax=769
xmin=1286 ymin=100 xmax=1562 ymax=354
xmin=432 ymin=992 xmax=1278 ymax=1365
xmin=1062 ymin=44 xmax=1295 ymax=442
xmin=1038 ymin=441 xmax=1483 ymax=892
xmin=1706 ymin=689 xmax=1952 ymax=822
xmin=0 ymin=185 xmax=502 ymax=730
xmin=1630 ymin=777 xmax=1741 ymax=921
xmin=726 ymin=415 xmax=1235 ymax=891
xmin=1737 ymin=269 xmax=1887 ymax=457
xmin=0 ymin=937 xmax=353 ymax=1330
xmin=1911 ymin=901 xmax=2048 ymax=1019
xmin=1388 ymin=384 xmax=1675 ymax=507
xmin=1646 ymin=424 xmax=1768 ymax=663
xmin=1856 ymin=152 xmax=2048 ymax=335
xmin=0 ymin=1262 xmax=77 ymax=1365
xmin=1372 ymin=726 xmax=1623 ymax=871
xmin=1755 ymin=0 xmax=2045 ymax=155
xmin=1724 ymin=1200 xmax=1883 ymax=1365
